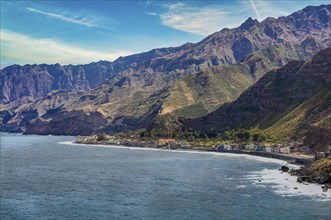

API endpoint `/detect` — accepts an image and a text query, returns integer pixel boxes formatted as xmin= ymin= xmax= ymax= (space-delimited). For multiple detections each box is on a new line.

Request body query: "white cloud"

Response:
xmin=26 ymin=7 xmax=100 ymax=28
xmin=159 ymin=3 xmax=241 ymax=36
xmin=0 ymin=29 xmax=132 ymax=65
xmin=146 ymin=12 xmax=157 ymax=16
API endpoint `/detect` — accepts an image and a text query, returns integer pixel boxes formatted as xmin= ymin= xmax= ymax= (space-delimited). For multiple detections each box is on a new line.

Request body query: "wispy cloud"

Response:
xmin=0 ymin=29 xmax=132 ymax=65
xmin=159 ymin=3 xmax=239 ymax=36
xmin=157 ymin=1 xmax=297 ymax=36
xmin=242 ymin=0 xmax=289 ymax=21
xmin=250 ymin=0 xmax=262 ymax=20
xmin=146 ymin=12 xmax=157 ymax=16
xmin=26 ymin=7 xmax=100 ymax=27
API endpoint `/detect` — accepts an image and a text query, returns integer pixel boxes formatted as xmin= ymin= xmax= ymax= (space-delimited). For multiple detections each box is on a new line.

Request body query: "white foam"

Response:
xmin=59 ymin=141 xmax=330 ymax=201
xmin=246 ymin=168 xmax=331 ymax=201
xmin=242 ymin=194 xmax=252 ymax=197
xmin=58 ymin=141 xmax=77 ymax=145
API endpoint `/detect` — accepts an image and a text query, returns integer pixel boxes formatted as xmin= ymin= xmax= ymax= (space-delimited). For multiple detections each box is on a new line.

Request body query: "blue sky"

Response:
xmin=0 ymin=0 xmax=329 ymax=67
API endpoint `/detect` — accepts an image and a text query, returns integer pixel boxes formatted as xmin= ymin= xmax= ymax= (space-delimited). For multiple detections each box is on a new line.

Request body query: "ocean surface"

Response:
xmin=0 ymin=133 xmax=330 ymax=220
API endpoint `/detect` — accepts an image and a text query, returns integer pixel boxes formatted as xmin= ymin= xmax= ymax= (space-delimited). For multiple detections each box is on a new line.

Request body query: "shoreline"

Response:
xmin=209 ymin=149 xmax=314 ymax=164
xmin=62 ymin=140 xmax=295 ymax=166
xmin=61 ymin=141 xmax=330 ymax=200
xmin=74 ymin=140 xmax=313 ymax=164
xmin=67 ymin=141 xmax=300 ymax=167
xmin=245 ymin=168 xmax=331 ymax=200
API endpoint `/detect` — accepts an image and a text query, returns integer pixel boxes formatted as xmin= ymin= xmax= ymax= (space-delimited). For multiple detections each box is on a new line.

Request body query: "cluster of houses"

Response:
xmin=216 ymin=142 xmax=309 ymax=155
xmin=112 ymin=138 xmax=191 ymax=149
xmin=76 ymin=135 xmax=327 ymax=160
xmin=76 ymin=136 xmax=191 ymax=150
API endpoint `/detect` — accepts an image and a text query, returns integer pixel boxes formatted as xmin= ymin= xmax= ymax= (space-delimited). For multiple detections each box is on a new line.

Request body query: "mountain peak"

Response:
xmin=239 ymin=17 xmax=259 ymax=30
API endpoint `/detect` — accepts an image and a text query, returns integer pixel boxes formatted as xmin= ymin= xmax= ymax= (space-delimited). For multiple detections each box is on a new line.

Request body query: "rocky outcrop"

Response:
xmin=290 ymin=156 xmax=331 ymax=187
xmin=25 ymin=110 xmax=107 ymax=135
xmin=280 ymin=166 xmax=290 ymax=172
xmin=0 ymin=61 xmax=114 ymax=105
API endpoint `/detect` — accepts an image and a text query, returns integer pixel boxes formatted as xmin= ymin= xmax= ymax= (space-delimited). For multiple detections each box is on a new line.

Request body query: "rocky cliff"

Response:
xmin=0 ymin=61 xmax=114 ymax=105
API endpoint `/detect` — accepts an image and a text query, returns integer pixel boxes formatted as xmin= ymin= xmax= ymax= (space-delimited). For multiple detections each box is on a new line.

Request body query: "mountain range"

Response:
xmin=0 ymin=4 xmax=330 ymax=138
xmin=181 ymin=48 xmax=331 ymax=141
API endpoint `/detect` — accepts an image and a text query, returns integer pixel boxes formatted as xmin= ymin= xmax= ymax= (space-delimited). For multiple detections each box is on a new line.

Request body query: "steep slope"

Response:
xmin=182 ymin=48 xmax=331 ymax=141
xmin=0 ymin=61 xmax=114 ymax=105
xmin=150 ymin=41 xmax=326 ymax=128
xmin=88 ymin=4 xmax=331 ymax=101
xmin=1 ymin=4 xmax=330 ymax=107
xmin=1 ymin=5 xmax=331 ymax=135
xmin=20 ymin=43 xmax=326 ymax=135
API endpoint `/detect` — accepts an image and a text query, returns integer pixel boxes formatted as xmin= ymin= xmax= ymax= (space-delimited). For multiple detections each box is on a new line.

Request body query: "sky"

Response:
xmin=0 ymin=0 xmax=329 ymax=67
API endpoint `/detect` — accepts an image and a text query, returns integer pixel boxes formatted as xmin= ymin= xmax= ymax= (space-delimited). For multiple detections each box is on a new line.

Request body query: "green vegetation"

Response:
xmin=97 ymin=133 xmax=108 ymax=141
xmin=307 ymin=156 xmax=331 ymax=175
xmin=173 ymin=101 xmax=209 ymax=118
xmin=265 ymin=89 xmax=330 ymax=140
xmin=177 ymin=49 xmax=331 ymax=144
xmin=160 ymin=69 xmax=253 ymax=118
xmin=140 ymin=127 xmax=275 ymax=147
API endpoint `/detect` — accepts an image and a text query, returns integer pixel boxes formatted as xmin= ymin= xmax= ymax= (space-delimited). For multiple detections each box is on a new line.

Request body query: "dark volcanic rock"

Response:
xmin=290 ymin=156 xmax=331 ymax=185
xmin=25 ymin=110 xmax=107 ymax=136
xmin=318 ymin=172 xmax=330 ymax=184
xmin=280 ymin=166 xmax=290 ymax=172
xmin=0 ymin=110 xmax=13 ymax=126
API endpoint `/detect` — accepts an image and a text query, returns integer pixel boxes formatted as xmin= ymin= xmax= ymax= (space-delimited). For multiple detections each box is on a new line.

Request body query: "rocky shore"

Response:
xmin=74 ymin=138 xmax=330 ymax=192
xmin=282 ymin=156 xmax=331 ymax=190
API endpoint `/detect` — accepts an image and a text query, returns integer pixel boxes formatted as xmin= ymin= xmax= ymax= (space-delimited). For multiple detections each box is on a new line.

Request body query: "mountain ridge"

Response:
xmin=1 ymin=4 xmax=330 ymax=135
xmin=2 ymin=4 xmax=330 ymax=106
xmin=180 ymin=48 xmax=331 ymax=141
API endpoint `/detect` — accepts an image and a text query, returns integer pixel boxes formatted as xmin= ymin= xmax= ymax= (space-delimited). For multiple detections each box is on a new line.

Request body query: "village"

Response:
xmin=76 ymin=134 xmax=331 ymax=164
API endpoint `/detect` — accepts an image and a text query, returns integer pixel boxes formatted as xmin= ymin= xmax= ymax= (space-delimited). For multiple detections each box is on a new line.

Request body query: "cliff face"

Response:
xmin=182 ymin=48 xmax=331 ymax=140
xmin=25 ymin=110 xmax=107 ymax=136
xmin=0 ymin=61 xmax=114 ymax=105
xmin=1 ymin=5 xmax=331 ymax=135
xmin=2 ymin=5 xmax=330 ymax=105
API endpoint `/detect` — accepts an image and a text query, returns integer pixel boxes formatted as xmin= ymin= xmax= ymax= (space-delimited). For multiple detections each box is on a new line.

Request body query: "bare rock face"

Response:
xmin=25 ymin=110 xmax=107 ymax=136
xmin=1 ymin=5 xmax=331 ymax=135
xmin=0 ymin=62 xmax=114 ymax=105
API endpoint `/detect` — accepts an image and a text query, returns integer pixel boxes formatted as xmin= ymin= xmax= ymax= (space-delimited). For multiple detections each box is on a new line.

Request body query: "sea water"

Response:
xmin=0 ymin=133 xmax=330 ymax=219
